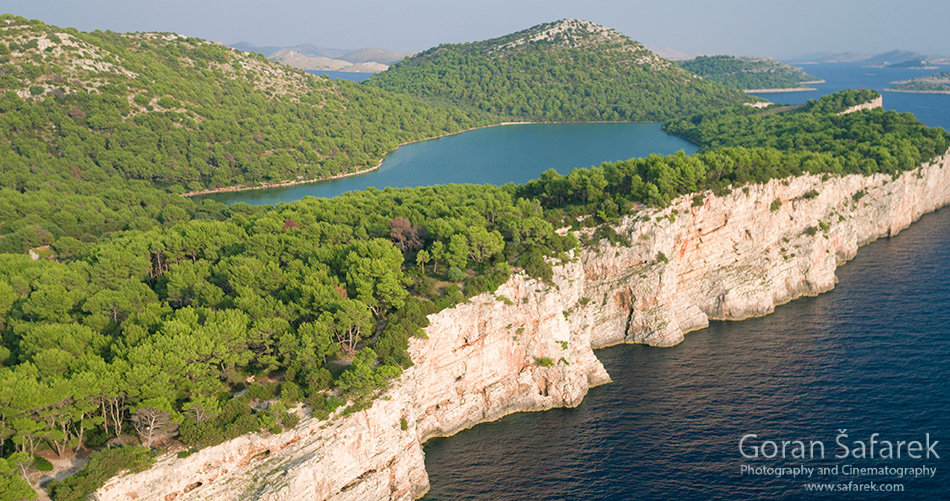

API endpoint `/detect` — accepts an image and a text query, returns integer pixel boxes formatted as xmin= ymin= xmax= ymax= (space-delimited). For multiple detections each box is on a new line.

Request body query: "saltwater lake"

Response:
xmin=305 ymin=70 xmax=374 ymax=82
xmin=199 ymin=123 xmax=697 ymax=205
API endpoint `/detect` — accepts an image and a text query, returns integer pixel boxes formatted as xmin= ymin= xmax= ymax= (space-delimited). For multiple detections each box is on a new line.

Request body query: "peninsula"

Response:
xmin=95 ymin=93 xmax=950 ymax=500
xmin=677 ymin=55 xmax=822 ymax=91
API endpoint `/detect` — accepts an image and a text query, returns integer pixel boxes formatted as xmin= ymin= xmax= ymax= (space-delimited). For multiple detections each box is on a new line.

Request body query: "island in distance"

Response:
xmin=790 ymin=48 xmax=949 ymax=67
xmin=889 ymin=71 xmax=950 ymax=94
xmin=676 ymin=55 xmax=823 ymax=92
xmin=229 ymin=41 xmax=413 ymax=73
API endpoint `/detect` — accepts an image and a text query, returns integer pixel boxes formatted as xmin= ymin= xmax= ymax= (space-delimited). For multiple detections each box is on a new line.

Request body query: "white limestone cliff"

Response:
xmin=95 ymin=151 xmax=950 ymax=500
xmin=578 ymin=150 xmax=950 ymax=348
xmin=838 ymin=95 xmax=884 ymax=115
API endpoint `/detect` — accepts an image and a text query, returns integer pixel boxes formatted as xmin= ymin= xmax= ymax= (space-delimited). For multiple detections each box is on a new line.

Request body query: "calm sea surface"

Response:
xmin=225 ymin=63 xmax=950 ymax=498
xmin=422 ymin=206 xmax=950 ymax=500
xmin=421 ymin=63 xmax=950 ymax=499
xmin=751 ymin=62 xmax=950 ymax=129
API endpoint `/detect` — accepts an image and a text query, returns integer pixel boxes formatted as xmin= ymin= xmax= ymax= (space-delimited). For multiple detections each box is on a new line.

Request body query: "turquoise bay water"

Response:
xmin=198 ymin=123 xmax=697 ymax=205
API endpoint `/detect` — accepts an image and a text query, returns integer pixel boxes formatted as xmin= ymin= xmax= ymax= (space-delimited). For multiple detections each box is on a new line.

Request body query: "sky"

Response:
xmin=3 ymin=0 xmax=949 ymax=60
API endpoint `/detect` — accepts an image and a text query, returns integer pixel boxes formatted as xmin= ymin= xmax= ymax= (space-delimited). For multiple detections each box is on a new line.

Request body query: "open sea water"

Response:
xmin=422 ymin=63 xmax=950 ymax=500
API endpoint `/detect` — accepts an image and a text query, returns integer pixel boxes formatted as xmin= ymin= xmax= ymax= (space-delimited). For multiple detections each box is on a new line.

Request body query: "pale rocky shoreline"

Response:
xmin=885 ymin=88 xmax=950 ymax=95
xmin=94 ymin=144 xmax=950 ymax=500
xmin=743 ymin=79 xmax=826 ymax=94
xmin=179 ymin=122 xmax=537 ymax=198
xmin=837 ymin=96 xmax=884 ymax=115
xmin=180 ymin=121 xmax=645 ymax=198
xmin=744 ymin=86 xmax=817 ymax=93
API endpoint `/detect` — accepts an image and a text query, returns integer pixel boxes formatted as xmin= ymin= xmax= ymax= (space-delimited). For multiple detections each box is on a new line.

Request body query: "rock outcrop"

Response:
xmin=838 ymin=95 xmax=884 ymax=114
xmin=95 ymin=152 xmax=950 ymax=500
xmin=577 ymin=150 xmax=950 ymax=348
xmin=95 ymin=261 xmax=613 ymax=501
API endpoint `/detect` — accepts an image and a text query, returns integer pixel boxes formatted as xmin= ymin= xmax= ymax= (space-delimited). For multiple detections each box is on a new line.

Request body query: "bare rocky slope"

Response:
xmin=95 ymin=147 xmax=950 ymax=500
xmin=268 ymin=50 xmax=390 ymax=73
xmin=229 ymin=42 xmax=413 ymax=73
xmin=837 ymin=96 xmax=884 ymax=115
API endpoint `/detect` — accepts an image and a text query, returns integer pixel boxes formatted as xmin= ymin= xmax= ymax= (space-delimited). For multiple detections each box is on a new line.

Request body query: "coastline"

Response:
xmin=95 ymin=150 xmax=950 ymax=500
xmin=178 ymin=123 xmax=502 ymax=197
xmin=884 ymin=88 xmax=950 ymax=95
xmin=744 ymin=86 xmax=817 ymax=93
xmin=179 ymin=121 xmax=570 ymax=198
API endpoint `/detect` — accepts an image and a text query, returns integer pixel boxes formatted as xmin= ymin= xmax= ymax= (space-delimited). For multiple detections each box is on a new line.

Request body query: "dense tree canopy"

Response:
xmin=367 ymin=20 xmax=754 ymax=122
xmin=518 ymin=90 xmax=949 ymax=228
xmin=665 ymin=90 xmax=948 ymax=176
xmin=0 ymin=182 xmax=578 ymax=498
xmin=677 ymin=55 xmax=820 ymax=90
xmin=0 ymin=14 xmax=489 ymax=195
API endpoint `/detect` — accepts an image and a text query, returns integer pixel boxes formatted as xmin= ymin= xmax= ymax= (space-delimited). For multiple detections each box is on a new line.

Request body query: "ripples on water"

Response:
xmin=423 ymin=209 xmax=950 ymax=500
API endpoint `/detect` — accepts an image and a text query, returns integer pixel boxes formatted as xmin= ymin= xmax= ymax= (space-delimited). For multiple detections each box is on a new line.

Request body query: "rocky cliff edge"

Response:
xmin=95 ymin=151 xmax=950 ymax=500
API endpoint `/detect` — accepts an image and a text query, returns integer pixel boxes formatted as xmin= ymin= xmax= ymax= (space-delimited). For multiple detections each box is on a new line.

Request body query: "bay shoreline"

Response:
xmin=180 ymin=119 xmax=697 ymax=198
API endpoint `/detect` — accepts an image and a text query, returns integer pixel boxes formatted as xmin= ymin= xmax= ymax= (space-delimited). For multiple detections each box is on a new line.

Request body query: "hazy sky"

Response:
xmin=3 ymin=0 xmax=948 ymax=59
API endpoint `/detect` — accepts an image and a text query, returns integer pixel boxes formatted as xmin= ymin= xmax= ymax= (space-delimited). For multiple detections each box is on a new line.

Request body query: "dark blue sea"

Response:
xmin=421 ymin=63 xmax=950 ymax=499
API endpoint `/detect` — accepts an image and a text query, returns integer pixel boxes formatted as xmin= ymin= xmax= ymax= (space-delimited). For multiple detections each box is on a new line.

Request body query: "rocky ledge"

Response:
xmin=96 ymin=151 xmax=950 ymax=500
xmin=838 ymin=95 xmax=884 ymax=115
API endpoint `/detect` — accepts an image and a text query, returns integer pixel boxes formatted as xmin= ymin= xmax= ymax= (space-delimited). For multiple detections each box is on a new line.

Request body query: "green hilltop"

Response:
xmin=366 ymin=19 xmax=758 ymax=122
xmin=677 ymin=55 xmax=821 ymax=90
xmin=0 ymin=15 xmax=488 ymax=195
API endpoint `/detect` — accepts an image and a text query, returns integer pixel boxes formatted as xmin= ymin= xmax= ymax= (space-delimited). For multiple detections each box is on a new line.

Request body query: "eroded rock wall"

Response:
xmin=95 ymin=152 xmax=950 ymax=500
xmin=579 ymin=151 xmax=950 ymax=348
xmin=838 ymin=95 xmax=884 ymax=114
xmin=95 ymin=259 xmax=611 ymax=501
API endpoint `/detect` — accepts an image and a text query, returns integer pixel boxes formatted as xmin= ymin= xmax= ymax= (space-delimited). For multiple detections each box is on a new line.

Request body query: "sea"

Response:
xmin=222 ymin=62 xmax=950 ymax=499
xmin=419 ymin=63 xmax=950 ymax=500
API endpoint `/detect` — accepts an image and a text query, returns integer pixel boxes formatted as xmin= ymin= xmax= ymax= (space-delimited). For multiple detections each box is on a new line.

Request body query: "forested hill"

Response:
xmin=889 ymin=72 xmax=950 ymax=94
xmin=366 ymin=19 xmax=757 ymax=122
xmin=677 ymin=55 xmax=821 ymax=90
xmin=0 ymin=15 xmax=487 ymax=194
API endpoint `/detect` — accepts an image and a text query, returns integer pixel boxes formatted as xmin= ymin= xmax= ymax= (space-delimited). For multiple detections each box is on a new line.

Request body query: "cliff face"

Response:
xmin=95 ymin=263 xmax=613 ymax=501
xmin=838 ymin=95 xmax=884 ymax=114
xmin=95 ymin=152 xmax=950 ymax=500
xmin=97 ymin=380 xmax=428 ymax=501
xmin=578 ymin=150 xmax=949 ymax=348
